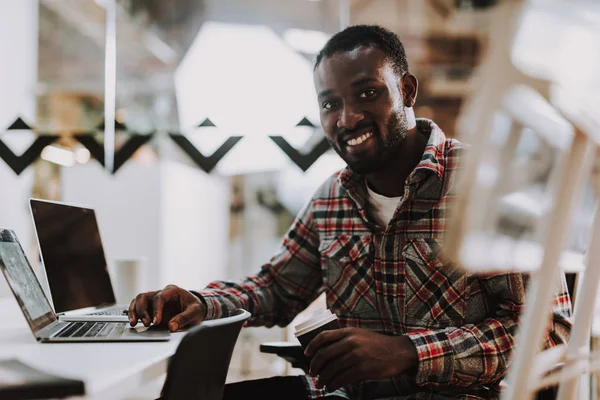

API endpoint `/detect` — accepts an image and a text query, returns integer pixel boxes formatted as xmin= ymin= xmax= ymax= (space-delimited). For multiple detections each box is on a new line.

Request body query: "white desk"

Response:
xmin=0 ymin=296 xmax=186 ymax=399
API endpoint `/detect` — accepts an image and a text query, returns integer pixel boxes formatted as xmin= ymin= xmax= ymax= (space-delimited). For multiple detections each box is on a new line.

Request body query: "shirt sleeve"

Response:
xmin=404 ymin=272 xmax=572 ymax=387
xmin=194 ymin=198 xmax=324 ymax=328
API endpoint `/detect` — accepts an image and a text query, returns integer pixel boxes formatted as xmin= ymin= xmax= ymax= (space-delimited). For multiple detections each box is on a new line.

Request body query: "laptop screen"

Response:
xmin=0 ymin=229 xmax=56 ymax=334
xmin=30 ymin=200 xmax=116 ymax=314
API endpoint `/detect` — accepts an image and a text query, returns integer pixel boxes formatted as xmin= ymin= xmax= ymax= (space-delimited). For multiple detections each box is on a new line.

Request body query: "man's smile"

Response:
xmin=340 ymin=127 xmax=378 ymax=155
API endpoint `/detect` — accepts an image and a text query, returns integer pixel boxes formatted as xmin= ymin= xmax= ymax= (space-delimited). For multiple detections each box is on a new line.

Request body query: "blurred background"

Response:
xmin=2 ymin=0 xmax=597 ymax=392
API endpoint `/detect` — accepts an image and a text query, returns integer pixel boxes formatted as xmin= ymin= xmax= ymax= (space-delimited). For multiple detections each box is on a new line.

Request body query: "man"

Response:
xmin=129 ymin=25 xmax=572 ymax=399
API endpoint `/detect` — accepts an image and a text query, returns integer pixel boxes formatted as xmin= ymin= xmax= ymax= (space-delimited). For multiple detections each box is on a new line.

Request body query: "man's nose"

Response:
xmin=337 ymin=104 xmax=364 ymax=130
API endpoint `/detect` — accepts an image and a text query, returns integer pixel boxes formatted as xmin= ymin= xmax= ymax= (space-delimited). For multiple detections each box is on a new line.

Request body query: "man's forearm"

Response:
xmin=404 ymin=316 xmax=518 ymax=387
xmin=191 ymin=286 xmax=255 ymax=320
xmin=190 ymin=262 xmax=323 ymax=327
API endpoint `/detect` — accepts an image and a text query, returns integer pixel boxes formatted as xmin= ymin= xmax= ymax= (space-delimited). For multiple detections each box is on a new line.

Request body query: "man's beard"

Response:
xmin=331 ymin=109 xmax=410 ymax=174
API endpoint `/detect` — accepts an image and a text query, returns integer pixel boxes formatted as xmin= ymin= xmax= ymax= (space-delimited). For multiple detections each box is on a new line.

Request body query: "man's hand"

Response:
xmin=128 ymin=285 xmax=207 ymax=332
xmin=304 ymin=328 xmax=418 ymax=392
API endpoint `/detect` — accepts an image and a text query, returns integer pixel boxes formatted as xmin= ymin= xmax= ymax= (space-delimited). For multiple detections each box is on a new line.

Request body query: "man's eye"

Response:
xmin=322 ymin=100 xmax=339 ymax=110
xmin=359 ymin=89 xmax=376 ymax=98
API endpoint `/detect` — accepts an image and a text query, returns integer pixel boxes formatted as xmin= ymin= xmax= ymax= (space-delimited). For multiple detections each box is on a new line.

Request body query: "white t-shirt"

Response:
xmin=366 ymin=183 xmax=403 ymax=227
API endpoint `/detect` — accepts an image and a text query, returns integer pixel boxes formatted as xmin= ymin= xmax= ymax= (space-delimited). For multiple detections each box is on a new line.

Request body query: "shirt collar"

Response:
xmin=413 ymin=118 xmax=446 ymax=179
xmin=338 ymin=118 xmax=447 ymax=190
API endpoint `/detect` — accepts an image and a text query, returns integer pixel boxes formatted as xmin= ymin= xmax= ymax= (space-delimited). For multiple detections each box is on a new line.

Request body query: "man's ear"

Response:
xmin=401 ymin=74 xmax=418 ymax=108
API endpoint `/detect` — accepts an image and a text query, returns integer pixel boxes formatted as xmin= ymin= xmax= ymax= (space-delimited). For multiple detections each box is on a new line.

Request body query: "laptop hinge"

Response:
xmin=38 ymin=320 xmax=64 ymax=339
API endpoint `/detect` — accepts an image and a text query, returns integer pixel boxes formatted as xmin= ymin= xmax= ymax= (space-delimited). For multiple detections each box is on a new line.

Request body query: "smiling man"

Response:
xmin=129 ymin=25 xmax=572 ymax=399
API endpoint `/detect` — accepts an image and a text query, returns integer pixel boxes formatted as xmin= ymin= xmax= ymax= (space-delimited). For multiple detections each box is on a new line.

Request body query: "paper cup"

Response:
xmin=294 ymin=309 xmax=339 ymax=349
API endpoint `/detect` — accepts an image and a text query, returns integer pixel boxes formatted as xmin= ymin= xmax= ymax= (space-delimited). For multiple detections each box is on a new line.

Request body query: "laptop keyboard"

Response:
xmin=88 ymin=307 xmax=128 ymax=316
xmin=57 ymin=322 xmax=125 ymax=338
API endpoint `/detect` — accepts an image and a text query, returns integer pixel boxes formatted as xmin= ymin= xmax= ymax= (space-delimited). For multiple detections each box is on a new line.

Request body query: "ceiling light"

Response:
xmin=41 ymin=146 xmax=75 ymax=167
xmin=283 ymin=28 xmax=330 ymax=54
xmin=75 ymin=148 xmax=91 ymax=164
xmin=175 ymin=22 xmax=320 ymax=133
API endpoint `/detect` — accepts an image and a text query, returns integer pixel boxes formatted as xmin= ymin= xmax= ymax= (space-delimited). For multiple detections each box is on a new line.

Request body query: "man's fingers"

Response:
xmin=134 ymin=293 xmax=155 ymax=326
xmin=152 ymin=295 xmax=164 ymax=326
xmin=324 ymin=364 xmax=361 ymax=392
xmin=315 ymin=351 xmax=355 ymax=389
xmin=167 ymin=303 xmax=204 ymax=332
xmin=305 ymin=328 xmax=351 ymax=357
xmin=128 ymin=298 xmax=137 ymax=326
xmin=152 ymin=286 xmax=181 ymax=326
xmin=130 ymin=286 xmax=203 ymax=331
xmin=309 ymin=337 xmax=351 ymax=377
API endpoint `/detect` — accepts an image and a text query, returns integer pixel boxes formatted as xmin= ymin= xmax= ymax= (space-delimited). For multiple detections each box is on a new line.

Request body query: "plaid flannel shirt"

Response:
xmin=198 ymin=119 xmax=572 ymax=400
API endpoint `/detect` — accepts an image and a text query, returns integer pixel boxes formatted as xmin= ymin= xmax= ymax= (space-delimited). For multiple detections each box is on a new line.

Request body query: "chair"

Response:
xmin=160 ymin=309 xmax=251 ymax=400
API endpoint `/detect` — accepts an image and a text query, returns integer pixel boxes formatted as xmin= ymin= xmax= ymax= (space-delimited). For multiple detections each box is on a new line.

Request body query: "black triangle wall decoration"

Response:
xmin=75 ymin=134 xmax=105 ymax=166
xmin=169 ymin=133 xmax=242 ymax=173
xmin=0 ymin=135 xmax=58 ymax=175
xmin=197 ymin=118 xmax=216 ymax=128
xmin=296 ymin=117 xmax=315 ymax=128
xmin=74 ymin=133 xmax=154 ymax=174
xmin=7 ymin=117 xmax=33 ymax=131
xmin=269 ymin=136 xmax=331 ymax=172
xmin=96 ymin=119 xmax=128 ymax=131
xmin=113 ymin=134 xmax=153 ymax=173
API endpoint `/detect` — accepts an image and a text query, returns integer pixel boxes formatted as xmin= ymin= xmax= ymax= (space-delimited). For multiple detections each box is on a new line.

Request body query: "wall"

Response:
xmin=0 ymin=165 xmax=36 ymax=298
xmin=0 ymin=0 xmax=38 ymax=128
xmin=61 ymin=159 xmax=231 ymax=297
xmin=0 ymin=0 xmax=39 ymax=297
xmin=61 ymin=161 xmax=162 ymax=293
xmin=159 ymin=161 xmax=230 ymax=289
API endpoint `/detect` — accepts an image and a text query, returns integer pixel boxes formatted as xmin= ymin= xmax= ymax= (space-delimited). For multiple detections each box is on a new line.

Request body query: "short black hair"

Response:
xmin=315 ymin=25 xmax=409 ymax=77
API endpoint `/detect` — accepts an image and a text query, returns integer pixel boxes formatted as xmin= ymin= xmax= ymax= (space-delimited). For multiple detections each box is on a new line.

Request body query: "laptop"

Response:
xmin=29 ymin=199 xmax=129 ymax=322
xmin=0 ymin=228 xmax=169 ymax=342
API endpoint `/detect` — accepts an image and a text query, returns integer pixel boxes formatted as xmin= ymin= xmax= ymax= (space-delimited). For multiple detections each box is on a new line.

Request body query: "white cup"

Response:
xmin=113 ymin=258 xmax=145 ymax=304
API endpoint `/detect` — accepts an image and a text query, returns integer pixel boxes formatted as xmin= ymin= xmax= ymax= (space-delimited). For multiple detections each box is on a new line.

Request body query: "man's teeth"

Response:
xmin=347 ymin=131 xmax=373 ymax=146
